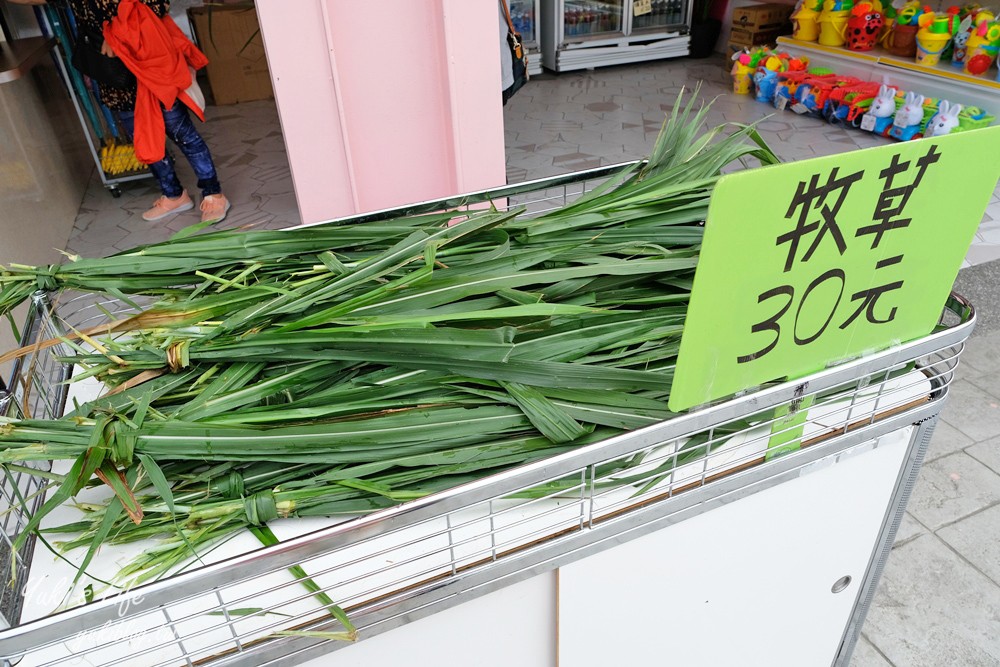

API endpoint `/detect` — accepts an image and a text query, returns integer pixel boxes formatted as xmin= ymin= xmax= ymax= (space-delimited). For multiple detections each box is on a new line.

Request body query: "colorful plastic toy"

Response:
xmin=887 ymin=91 xmax=926 ymax=140
xmin=954 ymin=105 xmax=997 ymax=131
xmin=925 ymin=100 xmax=963 ymax=136
xmin=885 ymin=1 xmax=923 ymax=56
xmin=964 ymin=15 xmax=1000 ymax=74
xmin=916 ymin=13 xmax=954 ymax=65
xmin=818 ymin=0 xmax=853 ymax=46
xmin=847 ymin=3 xmax=885 ymax=50
xmin=732 ymin=54 xmax=755 ymax=95
xmin=753 ymin=67 xmax=780 ymax=103
xmin=823 ymin=80 xmax=881 ymax=126
xmin=952 ymin=15 xmax=975 ymax=64
xmin=773 ymin=71 xmax=808 ymax=109
xmin=792 ymin=0 xmax=823 ymax=40
xmin=861 ymin=84 xmax=899 ymax=134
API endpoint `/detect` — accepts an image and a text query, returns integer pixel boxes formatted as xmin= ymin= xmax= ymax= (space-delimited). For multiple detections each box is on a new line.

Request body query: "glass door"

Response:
xmin=631 ymin=0 xmax=687 ymax=32
xmin=563 ymin=0 xmax=625 ymax=41
xmin=510 ymin=0 xmax=538 ymax=45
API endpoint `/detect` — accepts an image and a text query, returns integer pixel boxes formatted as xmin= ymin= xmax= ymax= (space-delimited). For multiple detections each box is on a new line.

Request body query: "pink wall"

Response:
xmin=256 ymin=0 xmax=507 ymax=223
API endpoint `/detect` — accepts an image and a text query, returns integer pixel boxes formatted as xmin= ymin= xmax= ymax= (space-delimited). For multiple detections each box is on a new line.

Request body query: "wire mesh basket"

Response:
xmin=0 ymin=164 xmax=976 ymax=667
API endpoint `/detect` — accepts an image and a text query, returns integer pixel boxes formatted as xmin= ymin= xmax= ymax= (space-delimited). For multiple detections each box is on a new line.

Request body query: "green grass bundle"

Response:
xmin=0 ymin=92 xmax=779 ymax=595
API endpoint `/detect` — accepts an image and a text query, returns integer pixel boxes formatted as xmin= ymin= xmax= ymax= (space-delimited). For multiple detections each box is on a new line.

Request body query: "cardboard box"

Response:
xmin=189 ymin=5 xmax=273 ymax=105
xmin=728 ymin=26 xmax=786 ymax=46
xmin=731 ymin=2 xmax=794 ymax=30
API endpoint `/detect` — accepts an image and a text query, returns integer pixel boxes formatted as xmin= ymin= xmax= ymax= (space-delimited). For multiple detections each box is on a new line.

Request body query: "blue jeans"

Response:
xmin=119 ymin=102 xmax=221 ymax=198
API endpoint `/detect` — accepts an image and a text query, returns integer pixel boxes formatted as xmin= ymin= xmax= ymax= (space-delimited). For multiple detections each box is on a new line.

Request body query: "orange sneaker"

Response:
xmin=200 ymin=194 xmax=231 ymax=224
xmin=142 ymin=191 xmax=194 ymax=221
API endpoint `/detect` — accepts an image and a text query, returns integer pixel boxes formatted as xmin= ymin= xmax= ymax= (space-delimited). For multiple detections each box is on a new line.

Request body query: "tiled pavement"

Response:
xmin=64 ymin=100 xmax=301 ymax=259
xmin=60 ymin=56 xmax=1000 ymax=666
xmin=861 ymin=335 xmax=1000 ymax=667
xmin=502 ymin=58 xmax=1000 ymax=269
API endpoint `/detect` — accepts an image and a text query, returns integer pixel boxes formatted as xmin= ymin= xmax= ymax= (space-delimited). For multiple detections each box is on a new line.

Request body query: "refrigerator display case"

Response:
xmin=510 ymin=0 xmax=542 ymax=76
xmin=540 ymin=0 xmax=692 ymax=71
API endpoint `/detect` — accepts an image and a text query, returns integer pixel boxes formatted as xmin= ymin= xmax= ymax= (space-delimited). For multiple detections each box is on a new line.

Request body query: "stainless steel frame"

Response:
xmin=0 ymin=166 xmax=975 ymax=667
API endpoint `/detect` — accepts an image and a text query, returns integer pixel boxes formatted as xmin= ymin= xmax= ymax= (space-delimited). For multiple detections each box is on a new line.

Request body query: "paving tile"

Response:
xmin=940 ymin=379 xmax=1000 ymax=442
xmin=257 ymin=192 xmax=300 ymax=224
xmin=216 ymin=201 xmax=275 ymax=227
xmin=967 ymin=369 xmax=1000 ymax=402
xmin=893 ymin=511 xmax=927 ymax=546
xmin=862 ymin=534 xmax=1000 ymax=667
xmin=959 ymin=331 xmax=1000 ymax=378
xmin=118 ymin=224 xmax=185 ymax=249
xmin=512 ymin=129 xmax=571 ymax=146
xmin=967 ymin=436 xmax=1000 ymax=475
xmin=926 ymin=419 xmax=975 ymax=462
xmin=964 ymin=243 xmax=1000 ymax=267
xmin=757 ymin=119 xmax=794 ymax=133
xmin=907 ymin=452 xmax=1000 ymax=530
xmin=937 ymin=504 xmax=1000 ymax=584
xmin=64 ymin=238 xmax=118 ymax=259
xmin=525 ymin=109 xmax=567 ymax=121
xmin=253 ymin=174 xmax=296 ymax=197
xmin=849 ymin=635 xmax=893 ymax=667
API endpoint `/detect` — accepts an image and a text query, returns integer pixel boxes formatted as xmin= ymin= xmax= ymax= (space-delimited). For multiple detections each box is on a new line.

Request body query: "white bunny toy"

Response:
xmin=952 ymin=16 xmax=973 ymax=63
xmin=926 ymin=100 xmax=963 ymax=137
xmin=893 ymin=91 xmax=925 ymax=128
xmin=870 ymin=85 xmax=897 ymax=118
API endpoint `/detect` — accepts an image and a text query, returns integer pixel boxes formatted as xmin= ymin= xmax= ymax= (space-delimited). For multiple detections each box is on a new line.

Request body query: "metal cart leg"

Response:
xmin=832 ymin=415 xmax=939 ymax=666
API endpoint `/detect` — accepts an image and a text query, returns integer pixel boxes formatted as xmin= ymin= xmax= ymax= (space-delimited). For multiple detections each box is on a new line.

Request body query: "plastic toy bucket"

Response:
xmin=885 ymin=23 xmax=918 ymax=56
xmin=915 ymin=30 xmax=951 ymax=65
xmin=963 ymin=34 xmax=999 ymax=74
xmin=793 ymin=7 xmax=821 ymax=41
xmin=732 ymin=63 xmax=754 ymax=94
xmin=818 ymin=10 xmax=851 ymax=46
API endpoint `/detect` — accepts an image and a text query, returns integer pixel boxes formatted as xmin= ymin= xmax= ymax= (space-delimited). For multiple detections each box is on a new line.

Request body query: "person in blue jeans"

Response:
xmin=118 ymin=102 xmax=229 ymax=223
xmin=10 ymin=0 xmax=230 ymax=224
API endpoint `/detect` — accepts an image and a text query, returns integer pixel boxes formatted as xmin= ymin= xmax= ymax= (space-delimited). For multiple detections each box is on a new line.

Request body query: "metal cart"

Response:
xmin=34 ymin=4 xmax=152 ymax=198
xmin=0 ymin=164 xmax=974 ymax=666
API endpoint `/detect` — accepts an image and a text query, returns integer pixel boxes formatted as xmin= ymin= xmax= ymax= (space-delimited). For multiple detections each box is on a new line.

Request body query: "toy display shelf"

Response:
xmin=777 ymin=36 xmax=1000 ymax=112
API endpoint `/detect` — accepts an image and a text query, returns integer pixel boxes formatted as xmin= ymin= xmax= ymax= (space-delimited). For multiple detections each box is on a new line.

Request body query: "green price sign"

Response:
xmin=668 ymin=127 xmax=1000 ymax=413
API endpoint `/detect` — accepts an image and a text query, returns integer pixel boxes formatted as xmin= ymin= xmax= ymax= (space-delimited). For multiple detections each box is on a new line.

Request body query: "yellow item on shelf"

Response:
xmin=792 ymin=3 xmax=821 ymax=41
xmin=818 ymin=8 xmax=851 ymax=46
xmin=963 ymin=30 xmax=1000 ymax=74
xmin=916 ymin=23 xmax=952 ymax=65
xmin=974 ymin=9 xmax=995 ymax=23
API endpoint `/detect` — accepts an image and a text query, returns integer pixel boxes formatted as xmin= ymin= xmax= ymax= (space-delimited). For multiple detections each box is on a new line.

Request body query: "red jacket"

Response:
xmin=104 ymin=0 xmax=210 ymax=164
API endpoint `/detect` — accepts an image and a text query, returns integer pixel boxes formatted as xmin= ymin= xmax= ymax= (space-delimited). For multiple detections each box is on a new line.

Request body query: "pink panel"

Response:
xmin=255 ymin=1 xmax=356 ymax=220
xmin=257 ymin=0 xmax=506 ymax=224
xmin=439 ymin=0 xmax=509 ymax=194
